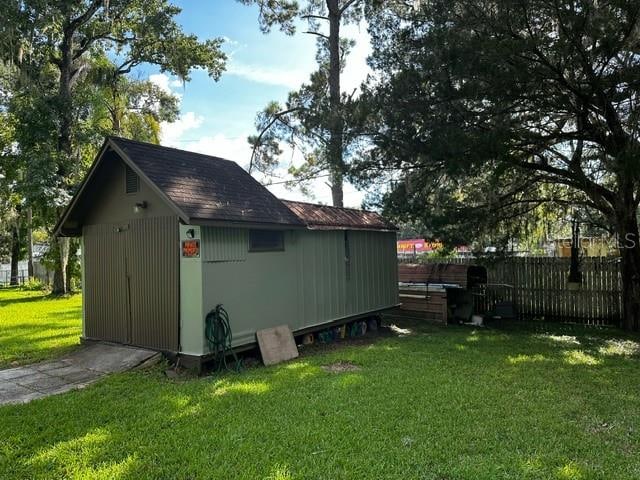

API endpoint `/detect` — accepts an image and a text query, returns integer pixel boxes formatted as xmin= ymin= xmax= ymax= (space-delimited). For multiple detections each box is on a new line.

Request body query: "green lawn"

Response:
xmin=0 ymin=288 xmax=82 ymax=368
xmin=1 ymin=294 xmax=640 ymax=479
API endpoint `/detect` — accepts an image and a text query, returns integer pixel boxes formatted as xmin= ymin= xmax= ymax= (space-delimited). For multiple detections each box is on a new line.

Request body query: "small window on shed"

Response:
xmin=125 ymin=164 xmax=139 ymax=194
xmin=249 ymin=230 xmax=284 ymax=252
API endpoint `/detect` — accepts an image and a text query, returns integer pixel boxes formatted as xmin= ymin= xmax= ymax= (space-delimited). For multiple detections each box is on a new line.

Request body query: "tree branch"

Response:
xmin=301 ymin=14 xmax=328 ymax=21
xmin=249 ymin=107 xmax=303 ymax=174
xmin=67 ymin=0 xmax=103 ymax=32
xmin=304 ymin=30 xmax=329 ymax=40
xmin=513 ymin=159 xmax=616 ymax=215
xmin=339 ymin=0 xmax=360 ymax=15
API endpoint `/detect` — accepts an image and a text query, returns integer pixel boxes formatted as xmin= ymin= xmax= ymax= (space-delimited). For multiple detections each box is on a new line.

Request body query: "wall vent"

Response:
xmin=125 ymin=164 xmax=140 ymax=194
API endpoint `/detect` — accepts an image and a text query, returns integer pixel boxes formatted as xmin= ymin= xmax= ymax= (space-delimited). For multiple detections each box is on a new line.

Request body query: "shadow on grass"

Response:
xmin=0 ymin=295 xmax=49 ymax=307
xmin=0 ymin=291 xmax=81 ymax=307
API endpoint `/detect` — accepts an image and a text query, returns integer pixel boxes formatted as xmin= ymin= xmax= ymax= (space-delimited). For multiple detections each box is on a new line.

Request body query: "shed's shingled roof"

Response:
xmin=283 ymin=200 xmax=397 ymax=231
xmin=55 ymin=136 xmax=396 ymax=235
xmin=110 ymin=137 xmax=304 ymax=227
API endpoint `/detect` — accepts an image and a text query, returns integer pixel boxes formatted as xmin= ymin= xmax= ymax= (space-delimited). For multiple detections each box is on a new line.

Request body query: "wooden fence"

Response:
xmin=406 ymin=257 xmax=622 ymax=326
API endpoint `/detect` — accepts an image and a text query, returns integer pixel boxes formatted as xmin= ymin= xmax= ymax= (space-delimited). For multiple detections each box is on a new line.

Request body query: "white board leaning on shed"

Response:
xmin=256 ymin=325 xmax=299 ymax=366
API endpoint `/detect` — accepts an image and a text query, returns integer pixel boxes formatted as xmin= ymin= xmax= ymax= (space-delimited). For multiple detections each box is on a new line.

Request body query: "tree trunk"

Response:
xmin=26 ymin=206 xmax=34 ymax=278
xmin=327 ymin=0 xmax=344 ymax=207
xmin=617 ymin=209 xmax=640 ymax=331
xmin=65 ymin=256 xmax=73 ymax=293
xmin=51 ymin=238 xmax=63 ymax=294
xmin=51 ymin=237 xmax=70 ymax=295
xmin=331 ymin=175 xmax=344 ymax=207
xmin=111 ymin=91 xmax=122 ymax=134
xmin=10 ymin=224 xmax=20 ymax=286
xmin=65 ymin=238 xmax=76 ymax=292
xmin=51 ymin=24 xmax=75 ymax=295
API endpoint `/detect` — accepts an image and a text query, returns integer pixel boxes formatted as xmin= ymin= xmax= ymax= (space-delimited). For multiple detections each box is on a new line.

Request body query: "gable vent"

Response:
xmin=125 ymin=164 xmax=140 ymax=194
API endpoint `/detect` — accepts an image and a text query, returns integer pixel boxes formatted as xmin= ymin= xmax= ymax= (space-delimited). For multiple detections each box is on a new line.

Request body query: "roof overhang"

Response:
xmin=186 ymin=218 xmax=308 ymax=230
xmin=54 ymin=138 xmax=190 ymax=237
xmin=305 ymin=225 xmax=398 ymax=232
xmin=53 ymin=139 xmax=110 ymax=237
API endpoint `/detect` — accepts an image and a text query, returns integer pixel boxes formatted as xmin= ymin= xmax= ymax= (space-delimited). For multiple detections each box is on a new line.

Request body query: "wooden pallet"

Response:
xmin=398 ymin=263 xmax=469 ymax=287
xmin=399 ymin=289 xmax=448 ymax=324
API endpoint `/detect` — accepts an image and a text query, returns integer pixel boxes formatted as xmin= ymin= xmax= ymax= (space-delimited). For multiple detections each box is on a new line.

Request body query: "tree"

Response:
xmin=0 ymin=61 xmax=24 ymax=285
xmin=247 ymin=40 xmax=363 ymax=199
xmin=87 ymin=55 xmax=180 ymax=142
xmin=360 ymin=0 xmax=640 ymax=330
xmin=1 ymin=0 xmax=226 ymax=294
xmin=239 ymin=0 xmax=365 ymax=206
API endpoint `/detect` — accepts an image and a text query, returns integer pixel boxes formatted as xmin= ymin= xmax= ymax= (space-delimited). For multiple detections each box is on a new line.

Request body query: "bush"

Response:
xmin=69 ymin=276 xmax=82 ymax=292
xmin=20 ymin=278 xmax=48 ymax=292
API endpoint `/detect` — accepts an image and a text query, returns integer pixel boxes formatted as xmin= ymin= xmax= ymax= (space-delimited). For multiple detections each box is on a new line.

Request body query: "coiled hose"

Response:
xmin=205 ymin=304 xmax=241 ymax=373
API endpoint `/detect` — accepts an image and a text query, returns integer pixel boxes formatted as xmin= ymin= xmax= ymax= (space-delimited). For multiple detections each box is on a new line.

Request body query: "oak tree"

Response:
xmin=361 ymin=0 xmax=640 ymax=330
xmin=1 ymin=0 xmax=226 ymax=293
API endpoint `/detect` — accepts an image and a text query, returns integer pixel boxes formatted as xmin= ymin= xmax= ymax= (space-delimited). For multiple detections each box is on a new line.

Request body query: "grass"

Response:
xmin=1 ymin=295 xmax=639 ymax=479
xmin=0 ymin=288 xmax=82 ymax=368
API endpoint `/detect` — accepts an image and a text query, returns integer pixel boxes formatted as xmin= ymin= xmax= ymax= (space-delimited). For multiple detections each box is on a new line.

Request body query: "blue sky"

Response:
xmin=135 ymin=1 xmax=371 ymax=206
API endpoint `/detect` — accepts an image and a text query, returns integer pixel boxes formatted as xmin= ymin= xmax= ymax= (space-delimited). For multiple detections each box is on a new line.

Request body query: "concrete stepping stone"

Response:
xmin=0 ymin=343 xmax=159 ymax=405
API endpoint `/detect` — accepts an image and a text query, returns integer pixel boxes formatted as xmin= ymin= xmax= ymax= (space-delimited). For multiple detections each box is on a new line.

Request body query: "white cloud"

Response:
xmin=222 ymin=36 xmax=245 ymax=51
xmin=169 ymin=133 xmax=253 ymax=165
xmin=159 ymin=112 xmax=204 ymax=146
xmin=224 ymin=21 xmax=372 ymax=96
xmin=160 ymin=108 xmax=254 ymax=165
xmin=149 ymin=73 xmax=185 ymax=96
xmin=225 ymin=62 xmax=311 ymax=89
xmin=266 ymin=174 xmax=365 ymax=208
xmin=149 ymin=73 xmax=172 ymax=94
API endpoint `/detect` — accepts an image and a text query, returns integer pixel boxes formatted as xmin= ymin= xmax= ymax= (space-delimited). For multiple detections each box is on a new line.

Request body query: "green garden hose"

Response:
xmin=205 ymin=304 xmax=241 ymax=373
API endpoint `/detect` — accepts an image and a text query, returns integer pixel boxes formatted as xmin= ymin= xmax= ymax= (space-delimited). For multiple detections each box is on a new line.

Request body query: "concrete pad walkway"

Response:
xmin=0 ymin=344 xmax=160 ymax=405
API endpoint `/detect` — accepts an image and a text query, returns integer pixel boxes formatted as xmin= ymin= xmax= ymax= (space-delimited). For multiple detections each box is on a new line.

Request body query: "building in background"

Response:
xmin=552 ymin=237 xmax=618 ymax=258
xmin=0 ymin=244 xmax=52 ymax=286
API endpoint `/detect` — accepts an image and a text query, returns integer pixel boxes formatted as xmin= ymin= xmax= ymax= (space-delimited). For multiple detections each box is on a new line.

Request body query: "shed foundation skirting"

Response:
xmin=178 ymin=305 xmax=400 ymax=372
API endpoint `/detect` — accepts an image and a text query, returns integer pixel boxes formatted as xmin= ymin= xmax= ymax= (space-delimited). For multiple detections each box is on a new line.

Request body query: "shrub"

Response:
xmin=21 ymin=278 xmax=48 ymax=292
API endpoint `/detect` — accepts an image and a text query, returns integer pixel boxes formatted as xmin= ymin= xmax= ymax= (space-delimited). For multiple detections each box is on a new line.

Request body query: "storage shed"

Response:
xmin=55 ymin=136 xmax=399 ymax=366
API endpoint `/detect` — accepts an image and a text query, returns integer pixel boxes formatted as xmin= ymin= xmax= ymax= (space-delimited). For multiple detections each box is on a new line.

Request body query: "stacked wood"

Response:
xmin=399 ymin=263 xmax=470 ymax=287
xmin=399 ymin=287 xmax=448 ymax=323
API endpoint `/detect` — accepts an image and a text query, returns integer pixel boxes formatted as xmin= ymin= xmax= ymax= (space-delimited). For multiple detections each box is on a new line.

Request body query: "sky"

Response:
xmin=139 ymin=1 xmax=372 ymax=207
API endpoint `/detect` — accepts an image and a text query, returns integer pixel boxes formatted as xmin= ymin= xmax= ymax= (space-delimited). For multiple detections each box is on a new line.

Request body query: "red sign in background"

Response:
xmin=397 ymin=239 xmax=470 ymax=254
xmin=397 ymin=239 xmax=443 ymax=253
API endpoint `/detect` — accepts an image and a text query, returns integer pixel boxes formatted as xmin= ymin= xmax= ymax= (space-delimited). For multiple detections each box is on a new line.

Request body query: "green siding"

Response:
xmin=201 ymin=227 xmax=247 ymax=262
xmin=84 ymin=153 xmax=175 ymax=226
xmin=201 ymin=230 xmax=299 ymax=348
xmin=347 ymin=231 xmax=399 ymax=313
xmin=297 ymin=231 xmax=348 ymax=325
xmin=192 ymin=227 xmax=398 ymax=352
